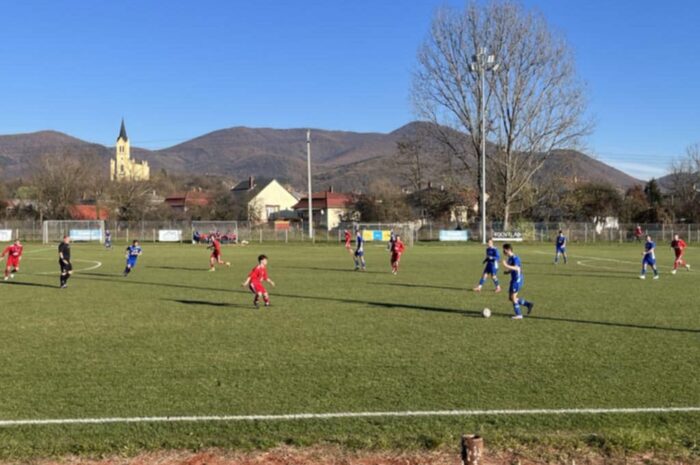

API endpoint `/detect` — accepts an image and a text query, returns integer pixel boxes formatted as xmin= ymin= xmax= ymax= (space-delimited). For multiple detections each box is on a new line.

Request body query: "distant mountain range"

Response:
xmin=0 ymin=122 xmax=643 ymax=192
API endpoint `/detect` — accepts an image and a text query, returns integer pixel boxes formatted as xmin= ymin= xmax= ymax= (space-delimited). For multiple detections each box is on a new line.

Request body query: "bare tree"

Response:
xmin=413 ymin=1 xmax=591 ymax=228
xmin=108 ymin=180 xmax=154 ymax=221
xmin=394 ymin=124 xmax=472 ymax=193
xmin=30 ymin=153 xmax=93 ymax=220
xmin=667 ymin=143 xmax=700 ymax=221
xmin=394 ymin=138 xmax=428 ymax=192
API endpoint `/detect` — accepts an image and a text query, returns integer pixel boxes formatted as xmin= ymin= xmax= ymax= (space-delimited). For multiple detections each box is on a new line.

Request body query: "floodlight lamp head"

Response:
xmin=487 ymin=55 xmax=495 ymax=64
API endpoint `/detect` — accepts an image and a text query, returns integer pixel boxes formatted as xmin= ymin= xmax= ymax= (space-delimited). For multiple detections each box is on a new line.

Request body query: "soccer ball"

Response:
xmin=482 ymin=308 xmax=492 ymax=318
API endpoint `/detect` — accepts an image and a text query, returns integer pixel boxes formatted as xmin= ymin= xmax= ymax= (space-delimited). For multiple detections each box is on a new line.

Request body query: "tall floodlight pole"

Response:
xmin=470 ymin=48 xmax=499 ymax=244
xmin=306 ymin=129 xmax=313 ymax=239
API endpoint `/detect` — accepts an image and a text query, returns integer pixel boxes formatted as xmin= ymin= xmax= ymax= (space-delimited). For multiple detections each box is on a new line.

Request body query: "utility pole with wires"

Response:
xmin=469 ymin=48 xmax=499 ymax=244
xmin=306 ymin=129 xmax=313 ymax=240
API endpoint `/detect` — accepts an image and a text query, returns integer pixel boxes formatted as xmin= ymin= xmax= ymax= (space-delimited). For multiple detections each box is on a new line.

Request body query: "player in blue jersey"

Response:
xmin=640 ymin=235 xmax=659 ymax=280
xmin=473 ymin=238 xmax=501 ymax=292
xmin=104 ymin=230 xmax=112 ymax=250
xmin=502 ymin=243 xmax=534 ymax=320
xmin=554 ymin=230 xmax=568 ymax=264
xmin=123 ymin=240 xmax=143 ymax=277
xmin=354 ymin=229 xmax=366 ymax=271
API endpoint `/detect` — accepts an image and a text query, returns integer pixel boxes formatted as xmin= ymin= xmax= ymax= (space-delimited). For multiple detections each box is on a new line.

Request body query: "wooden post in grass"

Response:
xmin=461 ymin=434 xmax=484 ymax=465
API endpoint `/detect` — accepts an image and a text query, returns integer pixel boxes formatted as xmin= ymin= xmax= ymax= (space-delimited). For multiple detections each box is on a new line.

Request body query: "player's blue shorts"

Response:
xmin=642 ymin=256 xmax=656 ymax=266
xmin=127 ymin=257 xmax=138 ymax=268
xmin=556 ymin=246 xmax=566 ymax=253
xmin=509 ymin=278 xmax=523 ymax=294
xmin=483 ymin=262 xmax=498 ymax=275
xmin=355 ymin=250 xmax=364 ymax=257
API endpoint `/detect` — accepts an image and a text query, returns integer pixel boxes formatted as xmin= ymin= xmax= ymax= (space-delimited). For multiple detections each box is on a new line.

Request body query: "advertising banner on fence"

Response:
xmin=362 ymin=230 xmax=391 ymax=241
xmin=438 ymin=230 xmax=469 ymax=241
xmin=0 ymin=230 xmax=13 ymax=242
xmin=158 ymin=230 xmax=182 ymax=242
xmin=492 ymin=231 xmax=524 ymax=242
xmin=69 ymin=229 xmax=102 ymax=241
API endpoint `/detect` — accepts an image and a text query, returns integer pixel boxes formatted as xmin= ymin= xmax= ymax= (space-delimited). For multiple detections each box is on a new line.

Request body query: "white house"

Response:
xmin=231 ymin=177 xmax=298 ymax=223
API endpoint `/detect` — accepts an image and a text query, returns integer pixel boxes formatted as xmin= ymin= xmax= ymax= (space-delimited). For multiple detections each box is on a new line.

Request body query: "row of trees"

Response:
xmin=350 ymin=174 xmax=699 ymax=225
xmin=0 ymin=153 xmax=249 ymax=222
xmin=0 ymin=151 xmax=696 ymax=225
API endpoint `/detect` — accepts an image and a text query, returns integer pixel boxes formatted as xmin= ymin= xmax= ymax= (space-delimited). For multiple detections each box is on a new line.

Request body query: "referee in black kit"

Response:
xmin=58 ymin=235 xmax=72 ymax=288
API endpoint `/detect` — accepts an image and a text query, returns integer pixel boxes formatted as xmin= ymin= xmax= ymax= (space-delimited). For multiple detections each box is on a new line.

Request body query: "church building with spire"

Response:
xmin=109 ymin=119 xmax=150 ymax=182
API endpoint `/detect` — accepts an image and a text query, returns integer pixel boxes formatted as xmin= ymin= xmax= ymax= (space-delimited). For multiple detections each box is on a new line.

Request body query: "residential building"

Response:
xmin=164 ymin=191 xmax=212 ymax=212
xmin=231 ymin=177 xmax=299 ymax=223
xmin=293 ymin=188 xmax=353 ymax=230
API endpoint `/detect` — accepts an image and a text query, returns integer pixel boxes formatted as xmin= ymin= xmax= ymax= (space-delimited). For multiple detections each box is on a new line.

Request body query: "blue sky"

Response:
xmin=0 ymin=0 xmax=698 ymax=179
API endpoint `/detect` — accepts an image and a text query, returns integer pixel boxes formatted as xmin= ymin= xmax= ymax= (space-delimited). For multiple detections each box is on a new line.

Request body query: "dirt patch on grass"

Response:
xmin=17 ymin=446 xmax=699 ymax=465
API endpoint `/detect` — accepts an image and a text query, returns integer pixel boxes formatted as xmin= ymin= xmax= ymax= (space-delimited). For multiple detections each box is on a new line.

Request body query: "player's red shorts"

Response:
xmin=6 ymin=257 xmax=19 ymax=268
xmin=345 ymin=241 xmax=351 ymax=249
xmin=675 ymin=249 xmax=683 ymax=258
xmin=249 ymin=282 xmax=267 ymax=294
xmin=211 ymin=250 xmax=221 ymax=259
xmin=391 ymin=252 xmax=401 ymax=263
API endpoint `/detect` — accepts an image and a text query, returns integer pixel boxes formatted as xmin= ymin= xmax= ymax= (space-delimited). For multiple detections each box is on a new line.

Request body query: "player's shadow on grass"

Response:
xmin=75 ymin=274 xmax=225 ymax=293
xmin=165 ymin=299 xmax=250 ymax=309
xmin=229 ymin=289 xmax=486 ymax=318
xmin=3 ymin=281 xmax=57 ymax=289
xmin=365 ymin=301 xmax=485 ymax=318
xmin=147 ymin=266 xmax=209 ymax=272
xmin=371 ymin=282 xmax=466 ymax=292
xmin=280 ymin=265 xmax=384 ymax=274
xmin=528 ymin=315 xmax=700 ymax=334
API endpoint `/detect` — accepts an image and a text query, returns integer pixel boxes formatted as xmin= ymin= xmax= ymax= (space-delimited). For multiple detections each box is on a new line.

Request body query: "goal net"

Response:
xmin=191 ymin=221 xmax=239 ymax=244
xmin=341 ymin=222 xmax=416 ymax=246
xmin=43 ymin=220 xmax=105 ymax=244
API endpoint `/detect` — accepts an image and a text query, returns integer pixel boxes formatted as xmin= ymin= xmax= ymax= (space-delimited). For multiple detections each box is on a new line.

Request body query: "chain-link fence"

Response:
xmin=2 ymin=219 xmax=699 ymax=244
xmin=415 ymin=222 xmax=700 ymax=244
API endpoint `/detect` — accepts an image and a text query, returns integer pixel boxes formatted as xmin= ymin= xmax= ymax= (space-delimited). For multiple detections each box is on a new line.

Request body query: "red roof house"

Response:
xmin=165 ymin=191 xmax=212 ymax=212
xmin=69 ymin=205 xmax=110 ymax=220
xmin=293 ymin=188 xmax=353 ymax=230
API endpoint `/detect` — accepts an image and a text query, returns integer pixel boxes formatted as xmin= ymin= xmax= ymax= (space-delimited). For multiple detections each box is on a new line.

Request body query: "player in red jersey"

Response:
xmin=343 ymin=229 xmax=353 ymax=255
xmin=670 ymin=233 xmax=691 ymax=274
xmin=1 ymin=239 xmax=24 ymax=281
xmin=208 ymin=237 xmax=230 ymax=271
xmin=242 ymin=254 xmax=275 ymax=308
xmin=390 ymin=235 xmax=405 ymax=275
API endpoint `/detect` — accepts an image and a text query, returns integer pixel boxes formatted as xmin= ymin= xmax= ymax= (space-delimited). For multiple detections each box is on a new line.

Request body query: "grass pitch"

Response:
xmin=0 ymin=241 xmax=698 ymax=459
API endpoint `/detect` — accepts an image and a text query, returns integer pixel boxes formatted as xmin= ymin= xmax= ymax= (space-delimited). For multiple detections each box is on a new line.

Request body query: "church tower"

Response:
xmin=110 ymin=119 xmax=150 ymax=182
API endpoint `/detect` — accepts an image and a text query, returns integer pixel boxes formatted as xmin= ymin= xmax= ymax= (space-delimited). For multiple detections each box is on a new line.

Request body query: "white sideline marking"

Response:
xmin=22 ymin=248 xmax=54 ymax=255
xmin=24 ymin=258 xmax=103 ymax=275
xmin=0 ymin=407 xmax=698 ymax=427
xmin=534 ymin=251 xmax=667 ymax=269
xmin=576 ymin=260 xmax=626 ymax=271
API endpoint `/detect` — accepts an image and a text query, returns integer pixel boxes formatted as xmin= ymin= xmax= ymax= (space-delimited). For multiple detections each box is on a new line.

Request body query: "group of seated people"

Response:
xmin=193 ymin=230 xmax=238 ymax=244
